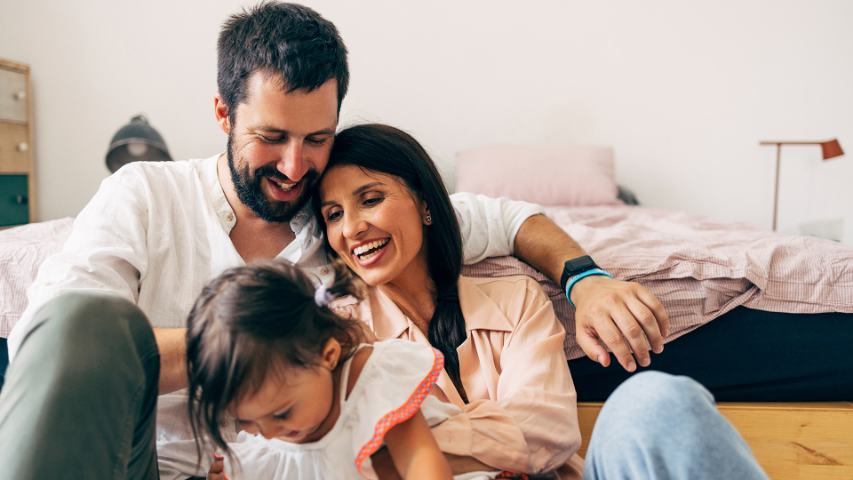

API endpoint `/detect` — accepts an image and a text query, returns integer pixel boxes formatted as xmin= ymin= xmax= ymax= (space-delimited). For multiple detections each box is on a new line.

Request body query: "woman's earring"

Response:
xmin=424 ymin=215 xmax=432 ymax=225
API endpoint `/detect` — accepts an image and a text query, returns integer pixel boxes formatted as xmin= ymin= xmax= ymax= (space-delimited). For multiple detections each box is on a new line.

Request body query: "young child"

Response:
xmin=184 ymin=260 xmax=453 ymax=480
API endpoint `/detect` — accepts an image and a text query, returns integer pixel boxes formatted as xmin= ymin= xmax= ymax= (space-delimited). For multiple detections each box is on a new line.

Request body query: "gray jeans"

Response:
xmin=0 ymin=293 xmax=766 ymax=480
xmin=0 ymin=293 xmax=159 ymax=480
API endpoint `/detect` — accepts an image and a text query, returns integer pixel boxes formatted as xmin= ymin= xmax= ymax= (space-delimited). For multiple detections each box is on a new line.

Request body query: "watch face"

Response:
xmin=570 ymin=257 xmax=595 ymax=271
xmin=564 ymin=256 xmax=598 ymax=280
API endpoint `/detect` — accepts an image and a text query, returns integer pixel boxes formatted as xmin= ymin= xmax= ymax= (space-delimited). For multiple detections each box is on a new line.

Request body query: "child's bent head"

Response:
xmin=185 ymin=260 xmax=363 ymax=454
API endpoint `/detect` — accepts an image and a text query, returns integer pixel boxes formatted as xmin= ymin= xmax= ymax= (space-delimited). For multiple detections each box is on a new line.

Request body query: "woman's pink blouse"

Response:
xmin=346 ymin=275 xmax=583 ymax=478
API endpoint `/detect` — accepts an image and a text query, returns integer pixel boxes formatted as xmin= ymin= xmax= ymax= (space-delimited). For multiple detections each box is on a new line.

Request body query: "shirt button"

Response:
xmin=321 ymin=267 xmax=330 ymax=275
xmin=225 ymin=213 xmax=234 ymax=222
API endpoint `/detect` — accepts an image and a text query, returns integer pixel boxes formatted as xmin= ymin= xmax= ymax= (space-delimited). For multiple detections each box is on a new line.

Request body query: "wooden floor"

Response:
xmin=577 ymin=402 xmax=853 ymax=480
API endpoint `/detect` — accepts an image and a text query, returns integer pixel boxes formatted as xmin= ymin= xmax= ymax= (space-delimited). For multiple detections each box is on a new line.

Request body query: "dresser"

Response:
xmin=0 ymin=58 xmax=35 ymax=227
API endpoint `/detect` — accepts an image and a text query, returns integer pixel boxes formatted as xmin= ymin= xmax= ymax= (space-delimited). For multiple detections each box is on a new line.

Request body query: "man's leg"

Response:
xmin=583 ymin=371 xmax=767 ymax=480
xmin=0 ymin=293 xmax=160 ymax=480
xmin=570 ymin=307 xmax=853 ymax=401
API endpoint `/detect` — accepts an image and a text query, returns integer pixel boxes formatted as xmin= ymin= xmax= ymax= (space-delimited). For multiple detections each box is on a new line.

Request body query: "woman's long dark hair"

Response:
xmin=318 ymin=123 xmax=469 ymax=402
xmin=185 ymin=260 xmax=364 ymax=463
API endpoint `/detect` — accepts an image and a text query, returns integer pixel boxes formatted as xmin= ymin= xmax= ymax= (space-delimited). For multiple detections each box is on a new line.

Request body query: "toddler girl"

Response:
xmin=185 ymin=260 xmax=452 ymax=479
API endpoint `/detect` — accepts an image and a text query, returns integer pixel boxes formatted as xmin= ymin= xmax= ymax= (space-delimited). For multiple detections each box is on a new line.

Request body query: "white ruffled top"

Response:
xmin=223 ymin=339 xmax=444 ymax=480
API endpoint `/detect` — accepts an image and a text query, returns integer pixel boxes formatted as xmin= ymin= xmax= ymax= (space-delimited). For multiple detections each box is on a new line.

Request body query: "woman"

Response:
xmin=315 ymin=124 xmax=768 ymax=479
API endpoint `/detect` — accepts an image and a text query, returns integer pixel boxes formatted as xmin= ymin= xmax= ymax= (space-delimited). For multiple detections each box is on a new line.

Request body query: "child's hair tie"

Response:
xmin=314 ymin=283 xmax=335 ymax=307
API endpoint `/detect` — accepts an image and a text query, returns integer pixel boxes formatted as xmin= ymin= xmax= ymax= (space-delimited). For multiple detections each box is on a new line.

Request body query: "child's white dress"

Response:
xmin=222 ymin=339 xmax=446 ymax=479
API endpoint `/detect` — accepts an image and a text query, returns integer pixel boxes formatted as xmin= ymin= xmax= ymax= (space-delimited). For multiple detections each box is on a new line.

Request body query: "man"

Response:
xmin=0 ymin=2 xmax=670 ymax=478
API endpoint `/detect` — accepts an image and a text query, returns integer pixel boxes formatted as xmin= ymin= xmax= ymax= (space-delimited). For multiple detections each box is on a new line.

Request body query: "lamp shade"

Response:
xmin=820 ymin=138 xmax=844 ymax=160
xmin=105 ymin=115 xmax=172 ymax=173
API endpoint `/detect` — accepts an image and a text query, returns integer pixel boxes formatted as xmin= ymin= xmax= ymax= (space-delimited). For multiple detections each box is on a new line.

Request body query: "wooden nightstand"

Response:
xmin=0 ymin=58 xmax=35 ymax=227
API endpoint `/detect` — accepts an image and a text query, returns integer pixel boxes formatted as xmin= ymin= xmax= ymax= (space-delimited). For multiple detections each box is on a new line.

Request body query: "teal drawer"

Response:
xmin=0 ymin=174 xmax=29 ymax=226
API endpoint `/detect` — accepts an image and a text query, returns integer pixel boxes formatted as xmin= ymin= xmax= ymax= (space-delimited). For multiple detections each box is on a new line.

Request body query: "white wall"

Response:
xmin=2 ymin=0 xmax=852 ymax=241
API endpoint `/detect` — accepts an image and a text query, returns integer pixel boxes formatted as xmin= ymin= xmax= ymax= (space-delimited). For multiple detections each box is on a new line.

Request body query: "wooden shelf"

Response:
xmin=0 ymin=58 xmax=35 ymax=225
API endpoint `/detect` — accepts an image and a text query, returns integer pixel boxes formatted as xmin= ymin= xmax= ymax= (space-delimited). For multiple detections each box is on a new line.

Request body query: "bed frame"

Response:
xmin=577 ymin=402 xmax=853 ymax=479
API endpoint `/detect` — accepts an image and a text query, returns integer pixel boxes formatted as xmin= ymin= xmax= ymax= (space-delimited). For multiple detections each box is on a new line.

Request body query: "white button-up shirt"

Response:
xmin=8 ymin=154 xmax=543 ymax=361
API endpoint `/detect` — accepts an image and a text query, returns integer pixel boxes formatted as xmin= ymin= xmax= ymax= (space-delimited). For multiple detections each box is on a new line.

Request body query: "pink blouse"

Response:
xmin=345 ymin=275 xmax=583 ymax=478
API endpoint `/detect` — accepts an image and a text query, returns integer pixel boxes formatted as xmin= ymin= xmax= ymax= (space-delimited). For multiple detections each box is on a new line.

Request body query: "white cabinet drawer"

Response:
xmin=0 ymin=68 xmax=28 ymax=123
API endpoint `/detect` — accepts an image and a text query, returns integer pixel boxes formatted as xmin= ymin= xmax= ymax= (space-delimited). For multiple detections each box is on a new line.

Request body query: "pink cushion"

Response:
xmin=455 ymin=145 xmax=621 ymax=206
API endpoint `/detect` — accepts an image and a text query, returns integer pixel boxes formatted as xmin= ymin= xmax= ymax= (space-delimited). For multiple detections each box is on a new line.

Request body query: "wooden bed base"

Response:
xmin=577 ymin=402 xmax=853 ymax=480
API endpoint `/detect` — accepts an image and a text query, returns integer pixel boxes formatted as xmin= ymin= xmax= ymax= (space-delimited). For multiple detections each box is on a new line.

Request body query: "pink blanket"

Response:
xmin=463 ymin=206 xmax=853 ymax=360
xmin=0 ymin=218 xmax=74 ymax=337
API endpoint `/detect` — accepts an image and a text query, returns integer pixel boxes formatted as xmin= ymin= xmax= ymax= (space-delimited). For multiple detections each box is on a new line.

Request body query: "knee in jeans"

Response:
xmin=39 ymin=292 xmax=146 ymax=339
xmin=614 ymin=371 xmax=711 ymax=410
xmin=590 ymin=372 xmax=715 ymax=458
xmin=31 ymin=293 xmax=151 ymax=390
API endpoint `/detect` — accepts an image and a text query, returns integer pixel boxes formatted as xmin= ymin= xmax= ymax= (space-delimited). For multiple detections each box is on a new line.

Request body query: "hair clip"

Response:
xmin=314 ymin=283 xmax=335 ymax=307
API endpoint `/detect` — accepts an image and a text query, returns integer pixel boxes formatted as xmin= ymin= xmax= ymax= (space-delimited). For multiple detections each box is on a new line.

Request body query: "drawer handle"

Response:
xmin=13 ymin=91 xmax=26 ymax=101
xmin=15 ymin=195 xmax=28 ymax=205
xmin=16 ymin=142 xmax=28 ymax=152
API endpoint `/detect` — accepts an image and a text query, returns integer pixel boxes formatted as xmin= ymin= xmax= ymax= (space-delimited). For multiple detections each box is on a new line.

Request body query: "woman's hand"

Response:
xmin=207 ymin=453 xmax=229 ymax=480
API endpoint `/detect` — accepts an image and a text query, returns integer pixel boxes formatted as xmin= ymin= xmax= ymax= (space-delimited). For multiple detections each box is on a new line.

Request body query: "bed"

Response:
xmin=454 ymin=144 xmax=853 ymax=480
xmin=1 ymin=144 xmax=851 ymax=478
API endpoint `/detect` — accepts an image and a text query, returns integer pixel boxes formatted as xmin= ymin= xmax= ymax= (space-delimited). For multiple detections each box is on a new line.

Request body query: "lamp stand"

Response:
xmin=760 ymin=138 xmax=844 ymax=233
xmin=772 ymin=144 xmax=781 ymax=231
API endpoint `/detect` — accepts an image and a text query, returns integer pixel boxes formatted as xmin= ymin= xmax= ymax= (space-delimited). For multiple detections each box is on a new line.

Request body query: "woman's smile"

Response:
xmin=350 ymin=238 xmax=391 ymax=267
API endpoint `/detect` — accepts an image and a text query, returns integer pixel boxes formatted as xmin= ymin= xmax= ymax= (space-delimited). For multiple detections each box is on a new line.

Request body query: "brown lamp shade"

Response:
xmin=821 ymin=138 xmax=844 ymax=160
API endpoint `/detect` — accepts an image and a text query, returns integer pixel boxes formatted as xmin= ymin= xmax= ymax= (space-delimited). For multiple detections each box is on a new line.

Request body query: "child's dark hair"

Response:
xmin=186 ymin=260 xmax=363 ymax=461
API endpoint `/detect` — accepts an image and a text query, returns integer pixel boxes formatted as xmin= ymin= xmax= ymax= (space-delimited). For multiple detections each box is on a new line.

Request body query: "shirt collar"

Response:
xmin=367 ymin=276 xmax=515 ymax=339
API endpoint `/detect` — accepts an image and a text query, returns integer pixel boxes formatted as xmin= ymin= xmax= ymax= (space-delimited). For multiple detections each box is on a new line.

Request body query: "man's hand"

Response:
xmin=511 ymin=213 xmax=670 ymax=371
xmin=571 ymin=276 xmax=669 ymax=371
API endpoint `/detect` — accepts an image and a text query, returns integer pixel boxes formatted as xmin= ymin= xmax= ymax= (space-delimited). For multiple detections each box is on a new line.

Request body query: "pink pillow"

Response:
xmin=454 ymin=145 xmax=621 ymax=206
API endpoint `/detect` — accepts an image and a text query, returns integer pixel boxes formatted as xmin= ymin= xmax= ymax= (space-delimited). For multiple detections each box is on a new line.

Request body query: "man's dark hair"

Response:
xmin=217 ymin=1 xmax=349 ymax=118
xmin=319 ymin=124 xmax=470 ymax=403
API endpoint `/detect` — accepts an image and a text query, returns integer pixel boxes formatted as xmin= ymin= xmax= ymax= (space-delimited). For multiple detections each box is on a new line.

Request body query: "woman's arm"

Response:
xmin=430 ymin=277 xmax=582 ymax=474
xmin=383 ymin=411 xmax=452 ymax=480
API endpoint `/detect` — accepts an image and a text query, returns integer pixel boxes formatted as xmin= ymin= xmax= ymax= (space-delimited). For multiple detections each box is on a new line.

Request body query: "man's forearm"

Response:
xmin=514 ymin=214 xmax=586 ymax=284
xmin=154 ymin=327 xmax=188 ymax=394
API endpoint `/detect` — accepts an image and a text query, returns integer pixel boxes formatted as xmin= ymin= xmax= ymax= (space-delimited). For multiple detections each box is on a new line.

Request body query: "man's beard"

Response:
xmin=227 ymin=134 xmax=319 ymax=223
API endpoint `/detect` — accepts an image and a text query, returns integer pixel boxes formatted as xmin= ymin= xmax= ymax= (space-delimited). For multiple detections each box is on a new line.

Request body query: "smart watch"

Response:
xmin=560 ymin=255 xmax=613 ymax=307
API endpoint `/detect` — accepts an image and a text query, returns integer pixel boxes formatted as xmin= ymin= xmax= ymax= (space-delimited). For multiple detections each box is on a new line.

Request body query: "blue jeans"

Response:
xmin=584 ymin=371 xmax=768 ymax=480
